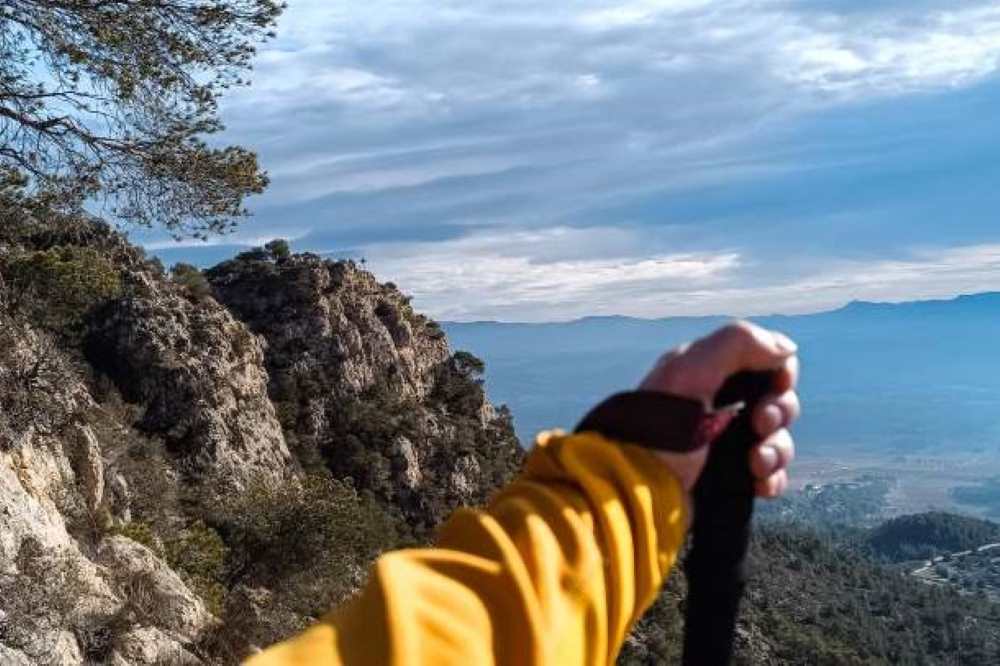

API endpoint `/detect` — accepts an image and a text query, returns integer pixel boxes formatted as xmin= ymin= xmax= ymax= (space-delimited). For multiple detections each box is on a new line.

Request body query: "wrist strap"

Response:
xmin=575 ymin=390 xmax=735 ymax=453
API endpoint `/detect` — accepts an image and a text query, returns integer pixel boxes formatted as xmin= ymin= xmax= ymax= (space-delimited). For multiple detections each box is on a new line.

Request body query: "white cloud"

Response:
xmin=365 ymin=230 xmax=1000 ymax=321
xmin=777 ymin=5 xmax=1000 ymax=96
xmin=365 ymin=227 xmax=740 ymax=320
xmin=222 ymin=0 xmax=1000 ymax=209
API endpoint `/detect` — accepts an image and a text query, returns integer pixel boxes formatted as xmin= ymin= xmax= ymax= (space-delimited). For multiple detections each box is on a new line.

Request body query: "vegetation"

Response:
xmin=757 ymin=475 xmax=891 ymax=529
xmin=0 ymin=244 xmax=122 ymax=331
xmin=620 ymin=522 xmax=1000 ymax=665
xmin=315 ymin=356 xmax=522 ymax=536
xmin=211 ymin=475 xmax=400 ymax=617
xmin=952 ymin=479 xmax=1000 ymax=518
xmin=432 ymin=350 xmax=489 ymax=415
xmin=164 ymin=521 xmax=229 ymax=616
xmin=868 ymin=512 xmax=1000 ymax=562
xmin=264 ymin=238 xmax=291 ymax=261
xmin=0 ymin=0 xmax=284 ymax=236
xmin=170 ymin=262 xmax=212 ymax=300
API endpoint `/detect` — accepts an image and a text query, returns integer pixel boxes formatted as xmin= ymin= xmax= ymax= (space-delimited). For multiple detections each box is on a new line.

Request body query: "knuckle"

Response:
xmin=721 ymin=320 xmax=755 ymax=341
xmin=711 ymin=321 xmax=755 ymax=352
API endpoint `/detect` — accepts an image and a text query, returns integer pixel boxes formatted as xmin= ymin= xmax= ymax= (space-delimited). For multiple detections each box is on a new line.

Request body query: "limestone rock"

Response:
xmin=391 ymin=436 xmax=422 ymax=490
xmin=207 ymin=255 xmax=449 ymax=404
xmin=69 ymin=424 xmax=104 ymax=514
xmin=0 ymin=217 xmax=524 ymax=663
xmin=110 ymin=626 xmax=202 ymax=665
xmin=97 ymin=536 xmax=214 ymax=643
xmin=88 ymin=286 xmax=294 ymax=494
xmin=0 ymin=644 xmax=32 ymax=666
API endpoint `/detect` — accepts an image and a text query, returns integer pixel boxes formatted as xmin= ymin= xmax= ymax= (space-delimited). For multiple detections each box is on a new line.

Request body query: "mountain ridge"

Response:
xmin=443 ymin=290 xmax=1000 ymax=327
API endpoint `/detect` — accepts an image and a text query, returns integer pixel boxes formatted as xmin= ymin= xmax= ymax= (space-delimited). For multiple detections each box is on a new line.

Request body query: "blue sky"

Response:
xmin=143 ymin=0 xmax=1000 ymax=322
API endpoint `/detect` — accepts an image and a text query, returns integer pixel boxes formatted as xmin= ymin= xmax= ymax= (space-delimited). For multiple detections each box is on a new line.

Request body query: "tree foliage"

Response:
xmin=0 ymin=0 xmax=285 ymax=236
xmin=264 ymin=237 xmax=290 ymax=260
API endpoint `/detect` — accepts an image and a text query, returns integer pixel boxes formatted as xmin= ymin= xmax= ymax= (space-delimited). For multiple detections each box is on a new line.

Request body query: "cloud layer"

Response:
xmin=147 ymin=0 xmax=1000 ymax=321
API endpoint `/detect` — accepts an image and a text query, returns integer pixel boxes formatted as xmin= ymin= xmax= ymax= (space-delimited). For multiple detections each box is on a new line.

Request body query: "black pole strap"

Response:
xmin=683 ymin=371 xmax=774 ymax=666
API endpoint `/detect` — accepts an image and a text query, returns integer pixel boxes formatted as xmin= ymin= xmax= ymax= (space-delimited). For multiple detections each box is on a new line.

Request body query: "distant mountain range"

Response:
xmin=445 ymin=292 xmax=1000 ymax=453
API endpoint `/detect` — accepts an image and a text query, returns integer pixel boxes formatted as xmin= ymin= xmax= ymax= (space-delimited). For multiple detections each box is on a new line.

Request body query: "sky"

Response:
xmin=143 ymin=0 xmax=1000 ymax=322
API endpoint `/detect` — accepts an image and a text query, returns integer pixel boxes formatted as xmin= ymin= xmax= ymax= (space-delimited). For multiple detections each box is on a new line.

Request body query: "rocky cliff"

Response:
xmin=0 ymin=209 xmax=522 ymax=664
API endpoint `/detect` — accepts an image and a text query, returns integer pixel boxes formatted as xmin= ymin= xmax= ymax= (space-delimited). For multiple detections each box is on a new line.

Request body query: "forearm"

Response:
xmin=247 ymin=430 xmax=688 ymax=666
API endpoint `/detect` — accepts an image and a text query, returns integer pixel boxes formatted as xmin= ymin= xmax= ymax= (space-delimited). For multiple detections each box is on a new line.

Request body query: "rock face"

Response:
xmin=207 ymin=253 xmax=523 ymax=531
xmin=208 ymin=255 xmax=448 ymax=401
xmin=0 ymin=216 xmax=523 ymax=664
xmin=87 ymin=284 xmax=294 ymax=494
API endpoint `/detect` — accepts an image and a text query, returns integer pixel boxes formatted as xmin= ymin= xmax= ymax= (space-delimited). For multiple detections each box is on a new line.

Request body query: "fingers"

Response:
xmin=750 ymin=428 xmax=794 ymax=479
xmin=753 ymin=389 xmax=800 ymax=438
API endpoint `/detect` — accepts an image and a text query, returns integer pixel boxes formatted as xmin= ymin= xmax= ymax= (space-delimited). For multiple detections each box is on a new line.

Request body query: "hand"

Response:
xmin=639 ymin=321 xmax=800 ymax=498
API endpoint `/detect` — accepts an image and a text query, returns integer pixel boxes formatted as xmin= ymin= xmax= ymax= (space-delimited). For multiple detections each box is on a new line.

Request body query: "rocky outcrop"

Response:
xmin=0 ymin=217 xmax=523 ymax=664
xmin=97 ymin=536 xmax=214 ymax=643
xmin=207 ymin=253 xmax=523 ymax=530
xmin=87 ymin=284 xmax=294 ymax=495
xmin=207 ymin=255 xmax=448 ymax=402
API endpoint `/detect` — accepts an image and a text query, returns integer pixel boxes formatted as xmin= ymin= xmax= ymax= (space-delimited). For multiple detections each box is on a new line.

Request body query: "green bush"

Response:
xmin=264 ymin=238 xmax=291 ymax=261
xmin=216 ymin=475 xmax=400 ymax=613
xmin=165 ymin=521 xmax=228 ymax=615
xmin=1 ymin=245 xmax=123 ymax=332
xmin=109 ymin=521 xmax=160 ymax=553
xmin=170 ymin=262 xmax=212 ymax=300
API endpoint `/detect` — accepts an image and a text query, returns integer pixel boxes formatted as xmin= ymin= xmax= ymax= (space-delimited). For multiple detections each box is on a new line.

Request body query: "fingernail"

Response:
xmin=774 ymin=332 xmax=798 ymax=354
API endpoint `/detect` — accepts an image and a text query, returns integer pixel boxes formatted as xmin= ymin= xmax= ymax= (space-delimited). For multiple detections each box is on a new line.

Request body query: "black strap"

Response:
xmin=575 ymin=390 xmax=708 ymax=453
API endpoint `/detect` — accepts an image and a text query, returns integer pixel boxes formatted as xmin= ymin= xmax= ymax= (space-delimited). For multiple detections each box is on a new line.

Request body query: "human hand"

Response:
xmin=639 ymin=321 xmax=800 ymax=497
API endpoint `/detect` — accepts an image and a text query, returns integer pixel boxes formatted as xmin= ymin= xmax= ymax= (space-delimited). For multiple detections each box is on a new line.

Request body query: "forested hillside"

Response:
xmin=868 ymin=512 xmax=1000 ymax=562
xmin=624 ymin=524 xmax=1000 ymax=665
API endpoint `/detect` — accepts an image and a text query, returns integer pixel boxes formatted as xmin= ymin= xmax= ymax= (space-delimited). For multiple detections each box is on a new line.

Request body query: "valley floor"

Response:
xmin=791 ymin=451 xmax=1000 ymax=520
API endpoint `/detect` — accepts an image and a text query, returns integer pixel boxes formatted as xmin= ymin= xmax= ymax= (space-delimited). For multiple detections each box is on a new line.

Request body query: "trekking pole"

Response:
xmin=682 ymin=371 xmax=774 ymax=666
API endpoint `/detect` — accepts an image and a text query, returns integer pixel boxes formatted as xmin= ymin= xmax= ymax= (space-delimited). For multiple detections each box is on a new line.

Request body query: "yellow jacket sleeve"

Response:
xmin=246 ymin=430 xmax=689 ymax=666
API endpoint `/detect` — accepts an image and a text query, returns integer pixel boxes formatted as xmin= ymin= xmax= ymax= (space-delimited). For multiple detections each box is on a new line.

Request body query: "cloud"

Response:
xmin=144 ymin=1 xmax=1000 ymax=321
xmin=365 ymin=228 xmax=1000 ymax=321
xmin=219 ymin=0 xmax=1000 ymax=214
xmin=365 ymin=226 xmax=740 ymax=320
xmin=776 ymin=4 xmax=1000 ymax=96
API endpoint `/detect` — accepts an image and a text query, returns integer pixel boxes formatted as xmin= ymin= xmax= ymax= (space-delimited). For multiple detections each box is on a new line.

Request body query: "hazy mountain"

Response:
xmin=445 ymin=293 xmax=1000 ymax=453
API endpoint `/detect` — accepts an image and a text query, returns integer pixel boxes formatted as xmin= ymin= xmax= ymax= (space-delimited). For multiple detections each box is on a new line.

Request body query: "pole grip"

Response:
xmin=682 ymin=371 xmax=775 ymax=666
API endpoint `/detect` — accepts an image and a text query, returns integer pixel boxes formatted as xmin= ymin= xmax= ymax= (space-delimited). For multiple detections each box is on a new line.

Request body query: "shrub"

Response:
xmin=235 ymin=247 xmax=272 ymax=263
xmin=165 ymin=521 xmax=229 ymax=615
xmin=452 ymin=350 xmax=485 ymax=378
xmin=216 ymin=475 xmax=400 ymax=613
xmin=110 ymin=521 xmax=160 ymax=554
xmin=1 ymin=245 xmax=123 ymax=332
xmin=170 ymin=262 xmax=212 ymax=300
xmin=264 ymin=239 xmax=291 ymax=261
